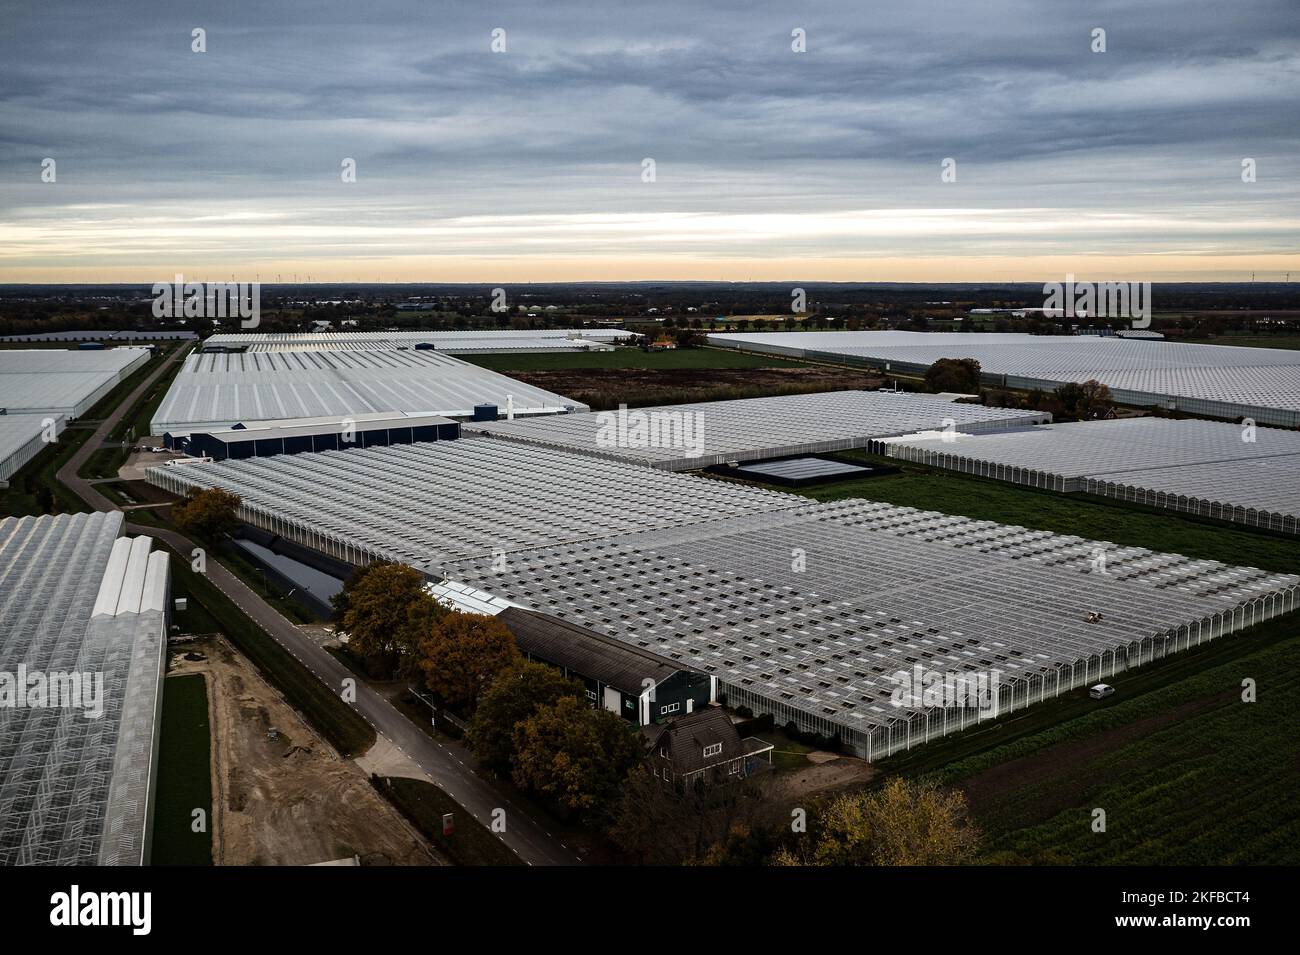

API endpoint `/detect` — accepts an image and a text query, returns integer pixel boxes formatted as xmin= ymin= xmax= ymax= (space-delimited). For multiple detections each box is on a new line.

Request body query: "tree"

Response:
xmin=511 ymin=696 xmax=644 ymax=821
xmin=1053 ymin=378 xmax=1114 ymax=421
xmin=171 ymin=486 xmax=241 ymax=539
xmin=331 ymin=558 xmax=395 ymax=623
xmin=465 ymin=661 xmax=584 ymax=775
xmin=923 ymin=357 xmax=981 ymax=394
xmin=609 ymin=763 xmax=775 ymax=865
xmin=771 ymin=777 xmax=979 ymax=866
xmin=338 ymin=562 xmax=444 ymax=677
xmin=414 ymin=611 xmax=519 ymax=711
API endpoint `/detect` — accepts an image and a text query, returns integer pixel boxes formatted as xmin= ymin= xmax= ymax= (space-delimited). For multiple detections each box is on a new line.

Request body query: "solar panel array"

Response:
xmin=707 ymin=331 xmax=1300 ymax=427
xmin=146 ymin=439 xmax=800 ymax=570
xmin=467 ymin=390 xmax=1050 ymax=470
xmin=0 ymin=512 xmax=168 ymax=865
xmin=149 ymin=348 xmax=587 ymax=434
xmin=886 ymin=418 xmax=1300 ymax=534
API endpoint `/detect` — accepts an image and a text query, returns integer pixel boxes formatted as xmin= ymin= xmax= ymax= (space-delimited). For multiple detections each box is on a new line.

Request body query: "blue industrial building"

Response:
xmin=164 ymin=411 xmax=459 ymax=460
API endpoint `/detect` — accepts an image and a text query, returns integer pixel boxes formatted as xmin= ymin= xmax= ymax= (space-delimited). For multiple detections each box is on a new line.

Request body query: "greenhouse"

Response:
xmin=708 ymin=331 xmax=1300 ymax=427
xmin=0 ymin=347 xmax=150 ymax=418
xmin=202 ymin=328 xmax=636 ymax=352
xmin=146 ymin=437 xmax=1298 ymax=759
xmin=146 ymin=438 xmax=800 ymax=569
xmin=885 ymin=418 xmax=1300 ymax=534
xmin=467 ymin=390 xmax=1050 ymax=470
xmin=435 ymin=498 xmax=1300 ymax=760
xmin=0 ymin=512 xmax=169 ymax=865
xmin=149 ymin=348 xmax=586 ymax=434
xmin=0 ymin=414 xmax=64 ymax=486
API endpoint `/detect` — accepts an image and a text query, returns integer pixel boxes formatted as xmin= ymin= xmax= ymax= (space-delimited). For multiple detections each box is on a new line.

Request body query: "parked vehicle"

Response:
xmin=1089 ymin=683 xmax=1115 ymax=700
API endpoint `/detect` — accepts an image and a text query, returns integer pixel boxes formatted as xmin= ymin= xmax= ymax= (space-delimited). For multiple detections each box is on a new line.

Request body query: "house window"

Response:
xmin=729 ymin=759 xmax=742 ymax=774
xmin=661 ymin=702 xmax=680 ymax=715
xmin=585 ymin=689 xmax=597 ymax=702
xmin=703 ymin=742 xmax=723 ymax=758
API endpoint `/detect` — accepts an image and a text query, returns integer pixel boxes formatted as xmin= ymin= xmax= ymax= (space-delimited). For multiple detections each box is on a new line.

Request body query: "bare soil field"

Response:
xmin=769 ymin=752 xmax=878 ymax=803
xmin=507 ymin=366 xmax=886 ymax=409
xmin=169 ymin=636 xmax=446 ymax=866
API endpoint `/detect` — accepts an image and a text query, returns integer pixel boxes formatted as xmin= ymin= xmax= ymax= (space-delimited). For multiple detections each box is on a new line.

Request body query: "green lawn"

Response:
xmin=463 ymin=347 xmax=805 ymax=372
xmin=374 ymin=776 xmax=524 ymax=866
xmin=791 ymin=453 xmax=1300 ymax=576
xmin=151 ymin=673 xmax=214 ymax=865
xmin=764 ymin=729 xmax=818 ymax=771
xmin=169 ymin=564 xmax=222 ymax=636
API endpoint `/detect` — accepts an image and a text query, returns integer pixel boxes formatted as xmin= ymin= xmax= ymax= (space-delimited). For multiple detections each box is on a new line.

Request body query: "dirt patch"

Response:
xmin=959 ymin=690 xmax=1233 ymax=826
xmin=169 ymin=636 xmax=446 ymax=866
xmin=770 ymin=754 xmax=878 ymax=804
xmin=509 ymin=367 xmax=885 ymax=409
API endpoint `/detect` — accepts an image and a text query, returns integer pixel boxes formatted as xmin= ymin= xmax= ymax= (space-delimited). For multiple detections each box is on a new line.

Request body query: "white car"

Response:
xmin=1089 ymin=683 xmax=1115 ymax=700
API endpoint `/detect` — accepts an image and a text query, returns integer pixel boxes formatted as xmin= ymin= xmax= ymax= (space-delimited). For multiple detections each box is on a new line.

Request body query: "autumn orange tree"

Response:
xmin=171 ymin=486 xmax=241 ymax=540
xmin=337 ymin=561 xmax=444 ymax=677
xmin=413 ymin=611 xmax=520 ymax=711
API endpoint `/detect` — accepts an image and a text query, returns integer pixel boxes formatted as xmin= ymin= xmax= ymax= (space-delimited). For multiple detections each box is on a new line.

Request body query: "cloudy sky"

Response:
xmin=1 ymin=0 xmax=1297 ymax=282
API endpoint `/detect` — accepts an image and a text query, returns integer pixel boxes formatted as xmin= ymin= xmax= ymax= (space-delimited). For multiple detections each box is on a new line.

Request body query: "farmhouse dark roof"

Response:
xmin=642 ymin=706 xmax=751 ymax=775
xmin=498 ymin=607 xmax=685 ymax=695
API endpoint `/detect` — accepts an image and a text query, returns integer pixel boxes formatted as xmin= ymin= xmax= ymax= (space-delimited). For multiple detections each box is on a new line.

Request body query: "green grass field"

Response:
xmin=764 ymin=729 xmax=818 ymax=771
xmin=919 ymin=615 xmax=1300 ymax=865
xmin=463 ymin=346 xmax=804 ymax=372
xmin=151 ymin=672 xmax=214 ymax=865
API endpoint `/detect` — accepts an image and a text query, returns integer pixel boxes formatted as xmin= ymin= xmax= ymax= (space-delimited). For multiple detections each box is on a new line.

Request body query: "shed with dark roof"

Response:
xmin=498 ymin=607 xmax=714 ymax=725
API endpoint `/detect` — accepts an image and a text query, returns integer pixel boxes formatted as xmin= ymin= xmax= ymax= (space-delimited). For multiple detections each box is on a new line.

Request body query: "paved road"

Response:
xmin=57 ymin=344 xmax=581 ymax=866
xmin=57 ymin=342 xmax=192 ymax=504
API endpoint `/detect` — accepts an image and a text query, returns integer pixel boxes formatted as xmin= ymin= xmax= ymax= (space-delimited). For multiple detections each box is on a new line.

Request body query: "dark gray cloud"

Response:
xmin=0 ymin=0 xmax=1296 ymax=279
